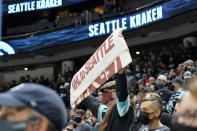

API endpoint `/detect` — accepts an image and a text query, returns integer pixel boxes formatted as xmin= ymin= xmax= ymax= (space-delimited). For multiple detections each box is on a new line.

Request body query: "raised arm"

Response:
xmin=115 ymin=69 xmax=130 ymax=117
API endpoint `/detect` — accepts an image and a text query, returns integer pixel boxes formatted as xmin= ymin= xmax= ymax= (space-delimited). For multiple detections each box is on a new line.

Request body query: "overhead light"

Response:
xmin=24 ymin=67 xmax=28 ymax=71
xmin=136 ymin=51 xmax=140 ymax=55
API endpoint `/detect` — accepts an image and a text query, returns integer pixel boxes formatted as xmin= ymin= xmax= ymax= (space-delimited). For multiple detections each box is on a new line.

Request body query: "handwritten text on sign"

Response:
xmin=70 ymin=28 xmax=132 ymax=108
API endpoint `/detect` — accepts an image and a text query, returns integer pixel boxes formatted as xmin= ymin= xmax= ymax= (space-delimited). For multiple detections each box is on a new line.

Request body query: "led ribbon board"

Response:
xmin=88 ymin=6 xmax=162 ymax=37
xmin=3 ymin=0 xmax=87 ymax=15
xmin=2 ymin=0 xmax=197 ymax=56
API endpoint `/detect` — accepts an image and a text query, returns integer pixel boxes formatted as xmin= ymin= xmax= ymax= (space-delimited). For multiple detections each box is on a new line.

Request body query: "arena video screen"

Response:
xmin=1 ymin=0 xmax=197 ymax=56
xmin=3 ymin=0 xmax=87 ymax=15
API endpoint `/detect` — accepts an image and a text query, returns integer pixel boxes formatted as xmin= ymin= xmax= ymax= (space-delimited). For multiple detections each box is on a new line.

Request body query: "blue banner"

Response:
xmin=1 ymin=0 xmax=197 ymax=56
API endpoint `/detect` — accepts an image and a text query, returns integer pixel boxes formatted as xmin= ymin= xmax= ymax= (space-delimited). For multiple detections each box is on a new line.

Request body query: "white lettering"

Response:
xmin=41 ymin=0 xmax=45 ymax=9
xmin=136 ymin=14 xmax=141 ymax=27
xmin=105 ymin=21 xmax=111 ymax=33
xmin=111 ymin=20 xmax=116 ymax=32
xmin=152 ymin=8 xmax=157 ymax=21
xmin=8 ymin=0 xmax=63 ymax=14
xmin=24 ymin=3 xmax=28 ymax=11
xmin=157 ymin=6 xmax=163 ymax=19
xmin=121 ymin=18 xmax=127 ymax=30
xmin=116 ymin=19 xmax=120 ymax=29
xmin=130 ymin=16 xmax=136 ymax=28
xmin=89 ymin=25 xmax=94 ymax=37
xmin=8 ymin=5 xmax=15 ymax=14
xmin=15 ymin=4 xmax=20 ymax=13
xmin=46 ymin=0 xmax=50 ymax=8
xmin=146 ymin=10 xmax=152 ymax=23
xmin=99 ymin=23 xmax=105 ymax=35
xmin=27 ymin=3 xmax=32 ymax=11
xmin=31 ymin=1 xmax=36 ymax=10
xmin=88 ymin=6 xmax=163 ymax=38
xmin=50 ymin=0 xmax=54 ymax=7
xmin=94 ymin=24 xmax=99 ymax=36
xmin=20 ymin=3 xmax=24 ymax=12
xmin=37 ymin=1 xmax=41 ymax=9
xmin=141 ymin=12 xmax=147 ymax=25
xmin=58 ymin=0 xmax=62 ymax=6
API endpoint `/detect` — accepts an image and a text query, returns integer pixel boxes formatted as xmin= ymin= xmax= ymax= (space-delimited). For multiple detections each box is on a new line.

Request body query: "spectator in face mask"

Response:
xmin=166 ymin=78 xmax=185 ymax=115
xmin=138 ymin=93 xmax=170 ymax=131
xmin=136 ymin=88 xmax=147 ymax=120
xmin=98 ymin=81 xmax=116 ymax=106
xmin=83 ymin=69 xmax=135 ymax=131
xmin=156 ymin=75 xmax=173 ymax=107
xmin=168 ymin=77 xmax=197 ymax=131
xmin=72 ymin=109 xmax=92 ymax=131
xmin=0 ymin=83 xmax=67 ymax=131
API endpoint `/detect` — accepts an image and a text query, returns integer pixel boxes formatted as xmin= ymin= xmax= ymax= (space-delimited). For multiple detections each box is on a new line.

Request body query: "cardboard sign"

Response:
xmin=70 ymin=28 xmax=132 ymax=108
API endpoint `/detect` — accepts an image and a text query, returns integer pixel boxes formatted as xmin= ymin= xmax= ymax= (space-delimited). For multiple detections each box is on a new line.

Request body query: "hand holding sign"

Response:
xmin=70 ymin=28 xmax=132 ymax=108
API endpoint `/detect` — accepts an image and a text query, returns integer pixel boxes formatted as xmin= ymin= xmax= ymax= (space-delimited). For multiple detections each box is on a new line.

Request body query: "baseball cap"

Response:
xmin=0 ymin=83 xmax=67 ymax=131
xmin=172 ymin=78 xmax=184 ymax=84
xmin=184 ymin=71 xmax=192 ymax=79
xmin=191 ymin=68 xmax=197 ymax=73
xmin=182 ymin=59 xmax=194 ymax=67
xmin=157 ymin=75 xmax=167 ymax=82
xmin=100 ymin=80 xmax=116 ymax=92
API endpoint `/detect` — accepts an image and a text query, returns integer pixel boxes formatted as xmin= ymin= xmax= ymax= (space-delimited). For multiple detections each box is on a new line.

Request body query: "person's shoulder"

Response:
xmin=82 ymin=123 xmax=92 ymax=129
xmin=78 ymin=123 xmax=92 ymax=131
xmin=160 ymin=125 xmax=170 ymax=131
xmin=156 ymin=90 xmax=160 ymax=94
xmin=165 ymin=89 xmax=173 ymax=94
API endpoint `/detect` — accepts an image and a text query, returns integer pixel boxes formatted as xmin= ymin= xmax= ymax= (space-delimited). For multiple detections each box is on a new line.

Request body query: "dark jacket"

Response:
xmin=83 ymin=73 xmax=135 ymax=131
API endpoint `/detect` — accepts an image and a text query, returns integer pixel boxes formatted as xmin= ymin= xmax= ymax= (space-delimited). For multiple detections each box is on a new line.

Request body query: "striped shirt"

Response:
xmin=166 ymin=88 xmax=185 ymax=115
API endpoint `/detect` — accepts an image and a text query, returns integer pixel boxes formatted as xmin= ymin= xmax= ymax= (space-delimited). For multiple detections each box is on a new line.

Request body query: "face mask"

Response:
xmin=139 ymin=112 xmax=151 ymax=125
xmin=72 ymin=117 xmax=82 ymax=123
xmin=0 ymin=119 xmax=35 ymax=131
xmin=157 ymin=83 xmax=164 ymax=89
xmin=171 ymin=121 xmax=197 ymax=131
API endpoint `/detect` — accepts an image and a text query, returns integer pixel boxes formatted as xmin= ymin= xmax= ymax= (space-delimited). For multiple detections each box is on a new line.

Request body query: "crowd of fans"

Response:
xmin=0 ymin=41 xmax=197 ymax=131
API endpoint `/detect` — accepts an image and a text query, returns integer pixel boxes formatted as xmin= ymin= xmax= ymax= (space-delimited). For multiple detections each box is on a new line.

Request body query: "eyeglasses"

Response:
xmin=142 ymin=97 xmax=161 ymax=102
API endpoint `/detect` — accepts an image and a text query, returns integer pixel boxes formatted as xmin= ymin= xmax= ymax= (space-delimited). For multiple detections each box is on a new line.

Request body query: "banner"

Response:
xmin=70 ymin=28 xmax=132 ymax=108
